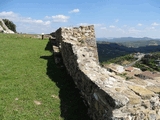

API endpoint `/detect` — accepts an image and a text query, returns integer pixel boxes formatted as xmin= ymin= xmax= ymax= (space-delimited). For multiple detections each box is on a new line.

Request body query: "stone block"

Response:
xmin=146 ymin=86 xmax=160 ymax=94
xmin=122 ymin=90 xmax=141 ymax=105
xmin=129 ymin=85 xmax=155 ymax=99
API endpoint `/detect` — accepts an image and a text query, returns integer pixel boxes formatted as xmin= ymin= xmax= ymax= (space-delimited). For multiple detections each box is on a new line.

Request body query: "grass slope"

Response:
xmin=0 ymin=34 xmax=89 ymax=120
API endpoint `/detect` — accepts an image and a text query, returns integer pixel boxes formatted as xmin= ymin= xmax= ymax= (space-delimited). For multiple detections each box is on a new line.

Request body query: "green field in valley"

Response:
xmin=0 ymin=33 xmax=89 ymax=120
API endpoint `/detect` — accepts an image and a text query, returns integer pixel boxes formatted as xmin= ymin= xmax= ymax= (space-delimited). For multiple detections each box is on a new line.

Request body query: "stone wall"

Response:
xmin=51 ymin=25 xmax=160 ymax=120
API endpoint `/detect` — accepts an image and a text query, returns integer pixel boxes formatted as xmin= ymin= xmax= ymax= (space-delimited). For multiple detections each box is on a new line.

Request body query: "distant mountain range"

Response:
xmin=96 ymin=37 xmax=160 ymax=43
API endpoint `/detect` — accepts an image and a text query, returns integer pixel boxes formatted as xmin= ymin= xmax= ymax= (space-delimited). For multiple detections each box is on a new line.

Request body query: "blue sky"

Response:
xmin=0 ymin=0 xmax=160 ymax=38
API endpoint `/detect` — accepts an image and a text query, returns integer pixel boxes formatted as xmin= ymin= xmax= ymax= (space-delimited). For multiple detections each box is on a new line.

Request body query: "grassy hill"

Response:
xmin=134 ymin=52 xmax=160 ymax=71
xmin=0 ymin=33 xmax=90 ymax=120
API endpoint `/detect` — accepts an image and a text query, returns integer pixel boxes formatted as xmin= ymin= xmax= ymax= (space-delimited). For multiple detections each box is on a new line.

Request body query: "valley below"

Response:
xmin=97 ymin=39 xmax=160 ymax=62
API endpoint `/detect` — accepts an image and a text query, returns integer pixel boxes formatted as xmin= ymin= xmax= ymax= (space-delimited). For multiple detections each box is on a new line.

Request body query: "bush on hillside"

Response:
xmin=3 ymin=19 xmax=16 ymax=33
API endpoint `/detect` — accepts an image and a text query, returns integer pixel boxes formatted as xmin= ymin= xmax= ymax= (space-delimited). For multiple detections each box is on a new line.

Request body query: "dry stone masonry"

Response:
xmin=51 ymin=25 xmax=160 ymax=120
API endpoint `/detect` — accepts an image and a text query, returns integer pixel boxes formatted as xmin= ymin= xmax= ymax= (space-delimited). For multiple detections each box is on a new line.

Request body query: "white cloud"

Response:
xmin=77 ymin=23 xmax=90 ymax=26
xmin=115 ymin=19 xmax=119 ymax=22
xmin=0 ymin=11 xmax=51 ymax=25
xmin=44 ymin=21 xmax=51 ymax=25
xmin=69 ymin=9 xmax=80 ymax=13
xmin=116 ymin=28 xmax=125 ymax=33
xmin=46 ymin=14 xmax=70 ymax=23
xmin=94 ymin=24 xmax=102 ymax=27
xmin=0 ymin=11 xmax=18 ymax=18
xmin=151 ymin=22 xmax=159 ymax=26
xmin=34 ymin=20 xmax=43 ymax=24
xmin=137 ymin=23 xmax=142 ymax=26
xmin=19 ymin=18 xmax=51 ymax=25
xmin=97 ymin=24 xmax=160 ymax=38
xmin=0 ymin=11 xmax=53 ymax=33
xmin=0 ymin=11 xmax=19 ymax=22
xmin=77 ymin=23 xmax=102 ymax=27
xmin=100 ymin=27 xmax=107 ymax=30
xmin=123 ymin=25 xmax=127 ymax=27
xmin=52 ymin=15 xmax=69 ymax=22
xmin=146 ymin=27 xmax=155 ymax=30
xmin=45 ymin=16 xmax=51 ymax=19
xmin=109 ymin=25 xmax=115 ymax=28
xmin=128 ymin=27 xmax=142 ymax=33
xmin=151 ymin=27 xmax=155 ymax=29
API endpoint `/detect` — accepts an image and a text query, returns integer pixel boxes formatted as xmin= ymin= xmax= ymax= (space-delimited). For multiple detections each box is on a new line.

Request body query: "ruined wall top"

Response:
xmin=56 ymin=25 xmax=99 ymax=63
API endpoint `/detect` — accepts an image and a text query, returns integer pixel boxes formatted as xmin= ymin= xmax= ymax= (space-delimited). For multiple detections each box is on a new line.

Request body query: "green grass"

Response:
xmin=0 ymin=33 xmax=90 ymax=120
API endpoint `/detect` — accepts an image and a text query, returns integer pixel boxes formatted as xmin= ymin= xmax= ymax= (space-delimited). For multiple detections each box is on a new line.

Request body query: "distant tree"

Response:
xmin=3 ymin=19 xmax=16 ymax=33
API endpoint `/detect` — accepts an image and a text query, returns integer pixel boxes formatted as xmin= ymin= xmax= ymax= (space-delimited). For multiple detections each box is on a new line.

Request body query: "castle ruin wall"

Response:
xmin=52 ymin=25 xmax=160 ymax=120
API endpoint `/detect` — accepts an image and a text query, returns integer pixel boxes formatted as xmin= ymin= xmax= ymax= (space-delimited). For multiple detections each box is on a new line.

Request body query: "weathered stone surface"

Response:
xmin=122 ymin=90 xmax=141 ymax=105
xmin=129 ymin=85 xmax=155 ymax=99
xmin=148 ymin=111 xmax=157 ymax=120
xmin=146 ymin=85 xmax=160 ymax=93
xmin=141 ymin=100 xmax=150 ymax=109
xmin=0 ymin=25 xmax=3 ymax=32
xmin=129 ymin=79 xmax=148 ymax=86
xmin=51 ymin=25 xmax=160 ymax=120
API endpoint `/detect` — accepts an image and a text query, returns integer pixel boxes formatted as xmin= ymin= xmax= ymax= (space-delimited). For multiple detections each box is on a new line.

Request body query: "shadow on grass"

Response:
xmin=40 ymin=41 xmax=91 ymax=120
